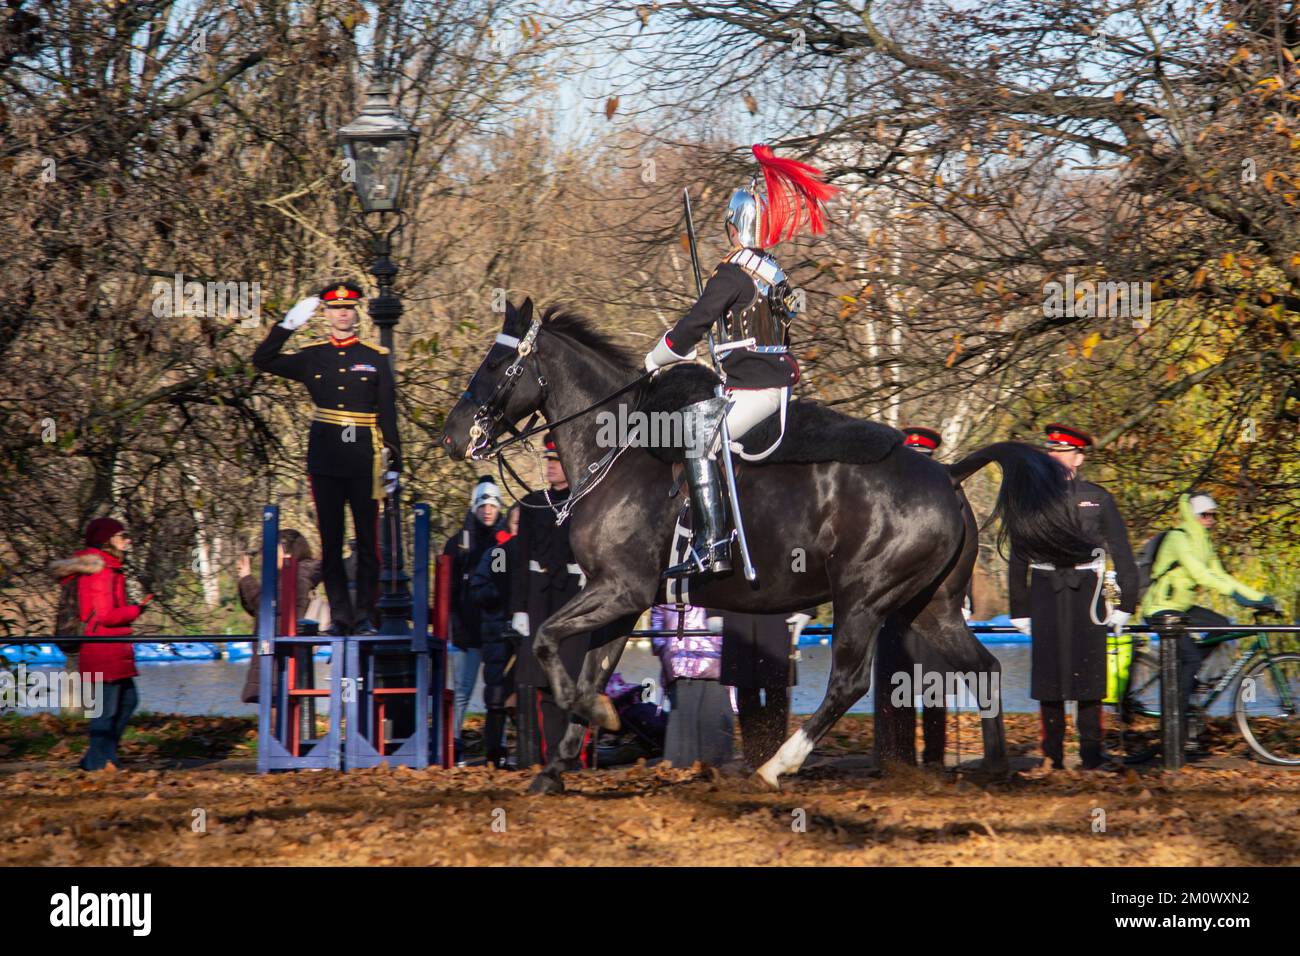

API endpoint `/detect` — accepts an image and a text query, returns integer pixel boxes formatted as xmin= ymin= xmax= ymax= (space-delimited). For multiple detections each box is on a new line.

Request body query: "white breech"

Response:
xmin=724 ymin=387 xmax=785 ymax=441
xmin=705 ymin=386 xmax=787 ymax=461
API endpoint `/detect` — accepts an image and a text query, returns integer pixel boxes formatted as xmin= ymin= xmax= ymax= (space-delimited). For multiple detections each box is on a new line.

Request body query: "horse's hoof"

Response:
xmin=592 ymin=693 xmax=621 ymax=732
xmin=527 ymin=771 xmax=565 ymax=796
xmin=753 ymin=768 xmax=782 ymax=791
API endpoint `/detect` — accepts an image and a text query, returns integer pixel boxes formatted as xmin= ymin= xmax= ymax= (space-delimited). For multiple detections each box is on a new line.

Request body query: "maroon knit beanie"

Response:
xmin=84 ymin=517 xmax=125 ymax=548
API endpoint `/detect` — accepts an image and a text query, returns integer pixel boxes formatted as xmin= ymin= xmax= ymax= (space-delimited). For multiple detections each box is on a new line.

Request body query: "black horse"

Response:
xmin=441 ymin=300 xmax=1092 ymax=794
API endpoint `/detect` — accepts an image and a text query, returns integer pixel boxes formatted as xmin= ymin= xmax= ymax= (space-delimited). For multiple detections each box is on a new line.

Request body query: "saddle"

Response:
xmin=639 ymin=364 xmax=903 ymax=465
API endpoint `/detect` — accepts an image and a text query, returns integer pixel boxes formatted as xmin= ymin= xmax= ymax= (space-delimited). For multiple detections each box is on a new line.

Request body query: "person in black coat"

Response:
xmin=1008 ymin=424 xmax=1139 ymax=770
xmin=508 ymin=436 xmax=592 ymax=769
xmin=717 ymin=610 xmax=807 ymax=767
xmin=441 ymin=476 xmax=505 ymax=758
xmin=469 ymin=505 xmax=520 ymax=768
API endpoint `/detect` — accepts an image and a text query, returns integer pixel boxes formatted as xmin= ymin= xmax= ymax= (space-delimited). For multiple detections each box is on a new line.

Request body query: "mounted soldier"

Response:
xmin=643 ymin=144 xmax=836 ymax=580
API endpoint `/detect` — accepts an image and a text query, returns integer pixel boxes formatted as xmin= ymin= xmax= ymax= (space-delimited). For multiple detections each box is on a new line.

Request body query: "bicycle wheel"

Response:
xmin=1235 ymin=652 xmax=1300 ymax=766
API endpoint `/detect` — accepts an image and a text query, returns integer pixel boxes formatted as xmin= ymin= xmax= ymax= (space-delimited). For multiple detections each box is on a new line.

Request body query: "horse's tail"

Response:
xmin=946 ymin=441 xmax=1097 ymax=566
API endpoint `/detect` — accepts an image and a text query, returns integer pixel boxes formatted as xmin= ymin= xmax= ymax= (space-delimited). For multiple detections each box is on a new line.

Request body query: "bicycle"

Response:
xmin=1106 ymin=608 xmax=1300 ymax=766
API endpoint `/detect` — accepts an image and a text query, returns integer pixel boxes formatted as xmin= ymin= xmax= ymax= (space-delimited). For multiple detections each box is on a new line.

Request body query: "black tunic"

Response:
xmin=665 ymin=260 xmax=799 ymax=390
xmin=507 ymin=487 xmax=590 ymax=687
xmin=1009 ymin=478 xmax=1139 ymax=701
xmin=253 ymin=325 xmax=402 ymax=477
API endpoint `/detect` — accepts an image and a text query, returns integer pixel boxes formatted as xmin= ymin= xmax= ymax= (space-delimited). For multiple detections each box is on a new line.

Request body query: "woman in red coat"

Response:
xmin=51 ymin=517 xmax=150 ymax=770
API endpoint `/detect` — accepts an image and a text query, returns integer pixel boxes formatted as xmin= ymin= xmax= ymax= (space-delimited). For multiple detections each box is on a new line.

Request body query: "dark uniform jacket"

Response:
xmin=508 ymin=486 xmax=589 ymax=687
xmin=664 ymin=257 xmax=799 ymax=390
xmin=253 ymin=325 xmax=401 ymax=477
xmin=440 ymin=512 xmax=505 ymax=649
xmin=1009 ymin=478 xmax=1139 ymax=700
xmin=717 ymin=611 xmax=800 ymax=689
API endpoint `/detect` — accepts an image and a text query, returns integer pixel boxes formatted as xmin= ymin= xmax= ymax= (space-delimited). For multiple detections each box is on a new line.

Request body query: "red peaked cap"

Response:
xmin=753 ymin=144 xmax=838 ymax=248
xmin=902 ymin=427 xmax=941 ymax=451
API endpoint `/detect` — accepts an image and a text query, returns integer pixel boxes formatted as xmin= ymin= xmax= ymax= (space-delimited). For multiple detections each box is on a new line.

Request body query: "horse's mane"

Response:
xmin=540 ymin=306 xmax=638 ymax=375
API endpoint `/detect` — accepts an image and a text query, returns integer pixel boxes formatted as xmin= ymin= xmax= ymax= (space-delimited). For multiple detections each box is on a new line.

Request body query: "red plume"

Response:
xmin=752 ymin=144 xmax=837 ymax=248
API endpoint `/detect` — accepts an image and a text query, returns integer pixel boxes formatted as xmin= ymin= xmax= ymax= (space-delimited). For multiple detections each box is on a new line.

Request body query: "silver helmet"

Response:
xmin=724 ymin=182 xmax=764 ymax=249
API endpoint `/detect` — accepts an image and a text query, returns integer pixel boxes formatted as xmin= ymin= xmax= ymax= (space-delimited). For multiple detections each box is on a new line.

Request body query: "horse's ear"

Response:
xmin=499 ymin=297 xmax=535 ymax=337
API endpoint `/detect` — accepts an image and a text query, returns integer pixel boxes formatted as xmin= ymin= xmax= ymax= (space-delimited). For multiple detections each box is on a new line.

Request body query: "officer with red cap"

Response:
xmin=1008 ymin=423 xmax=1139 ymax=770
xmin=253 ymin=281 xmax=401 ymax=636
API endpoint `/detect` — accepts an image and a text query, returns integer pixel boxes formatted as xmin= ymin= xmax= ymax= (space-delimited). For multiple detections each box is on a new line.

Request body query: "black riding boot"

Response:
xmin=663 ymin=397 xmax=733 ymax=579
xmin=662 ymin=453 xmax=733 ymax=578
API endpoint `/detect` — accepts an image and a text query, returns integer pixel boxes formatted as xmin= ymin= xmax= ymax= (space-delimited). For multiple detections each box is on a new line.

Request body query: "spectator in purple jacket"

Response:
xmin=651 ymin=603 xmax=734 ymax=767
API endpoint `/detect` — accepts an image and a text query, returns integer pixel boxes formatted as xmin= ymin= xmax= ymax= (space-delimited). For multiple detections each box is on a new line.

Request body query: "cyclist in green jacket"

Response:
xmin=1140 ymin=492 xmax=1277 ymax=742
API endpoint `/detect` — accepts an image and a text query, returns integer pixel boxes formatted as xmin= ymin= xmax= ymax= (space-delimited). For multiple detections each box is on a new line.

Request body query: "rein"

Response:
xmin=481 ymin=368 xmax=653 ymax=459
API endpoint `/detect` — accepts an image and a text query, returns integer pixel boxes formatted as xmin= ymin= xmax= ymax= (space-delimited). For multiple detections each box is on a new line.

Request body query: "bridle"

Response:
xmin=458 ymin=316 xmax=655 ymax=522
xmin=463 ymin=318 xmax=546 ymax=461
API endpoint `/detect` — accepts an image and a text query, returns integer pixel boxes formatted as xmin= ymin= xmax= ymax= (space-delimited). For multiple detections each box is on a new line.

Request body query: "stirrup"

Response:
xmin=662 ymin=538 xmax=733 ymax=579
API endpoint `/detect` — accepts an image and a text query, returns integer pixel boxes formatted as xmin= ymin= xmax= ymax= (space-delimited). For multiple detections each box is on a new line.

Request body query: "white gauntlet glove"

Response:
xmin=786 ymin=612 xmax=812 ymax=644
xmin=1010 ymin=617 xmax=1032 ymax=636
xmin=511 ymin=612 xmax=530 ymax=637
xmin=644 ymin=333 xmax=697 ymax=372
xmin=279 ymin=296 xmax=320 ymax=331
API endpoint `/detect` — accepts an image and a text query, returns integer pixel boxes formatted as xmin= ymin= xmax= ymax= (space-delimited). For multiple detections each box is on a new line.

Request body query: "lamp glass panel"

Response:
xmin=349 ymin=136 xmax=407 ymax=213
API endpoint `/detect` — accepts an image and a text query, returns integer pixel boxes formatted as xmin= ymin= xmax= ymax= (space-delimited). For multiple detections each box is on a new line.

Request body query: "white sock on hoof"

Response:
xmin=756 ymin=728 xmax=814 ymax=787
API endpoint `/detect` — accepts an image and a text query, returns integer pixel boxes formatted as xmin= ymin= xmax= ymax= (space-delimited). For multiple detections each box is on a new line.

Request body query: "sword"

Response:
xmin=682 ymin=188 xmax=757 ymax=584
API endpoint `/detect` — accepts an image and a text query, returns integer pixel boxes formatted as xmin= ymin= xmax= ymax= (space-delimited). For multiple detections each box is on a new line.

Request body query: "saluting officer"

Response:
xmin=253 ymin=282 xmax=401 ymax=636
xmin=1008 ymin=424 xmax=1139 ymax=770
xmin=874 ymin=426 xmax=948 ymax=767
xmin=508 ymin=434 xmax=592 ymax=768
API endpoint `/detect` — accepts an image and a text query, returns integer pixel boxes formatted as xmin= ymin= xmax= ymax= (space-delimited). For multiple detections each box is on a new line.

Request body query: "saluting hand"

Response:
xmin=279 ymin=296 xmax=320 ymax=331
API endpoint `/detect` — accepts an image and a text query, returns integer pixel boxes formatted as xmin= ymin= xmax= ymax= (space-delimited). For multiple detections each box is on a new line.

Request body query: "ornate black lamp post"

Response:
xmin=340 ymin=74 xmax=417 ymax=635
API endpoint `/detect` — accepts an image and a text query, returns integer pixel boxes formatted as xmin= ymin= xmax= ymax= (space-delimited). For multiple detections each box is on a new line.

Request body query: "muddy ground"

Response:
xmin=2 ymin=713 xmax=1296 ymax=866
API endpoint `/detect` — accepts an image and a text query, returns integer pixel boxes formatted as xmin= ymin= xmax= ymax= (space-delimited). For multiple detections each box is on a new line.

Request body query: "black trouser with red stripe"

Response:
xmin=516 ymin=685 xmax=591 ymax=769
xmin=310 ymin=474 xmax=379 ymax=630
